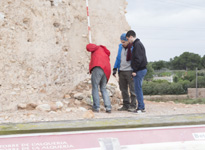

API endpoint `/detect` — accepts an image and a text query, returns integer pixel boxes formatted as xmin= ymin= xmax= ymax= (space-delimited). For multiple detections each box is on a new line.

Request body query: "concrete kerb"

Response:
xmin=1 ymin=113 xmax=205 ymax=135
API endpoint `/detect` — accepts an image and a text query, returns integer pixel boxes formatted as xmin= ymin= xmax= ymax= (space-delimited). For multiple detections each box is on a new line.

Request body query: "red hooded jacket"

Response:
xmin=86 ymin=43 xmax=111 ymax=82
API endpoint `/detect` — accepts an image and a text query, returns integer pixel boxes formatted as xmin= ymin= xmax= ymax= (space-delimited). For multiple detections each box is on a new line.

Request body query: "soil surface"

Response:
xmin=1 ymin=100 xmax=205 ymax=124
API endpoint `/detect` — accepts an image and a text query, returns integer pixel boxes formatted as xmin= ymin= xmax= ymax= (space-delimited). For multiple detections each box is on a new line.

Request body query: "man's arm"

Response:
xmin=131 ymin=43 xmax=143 ymax=72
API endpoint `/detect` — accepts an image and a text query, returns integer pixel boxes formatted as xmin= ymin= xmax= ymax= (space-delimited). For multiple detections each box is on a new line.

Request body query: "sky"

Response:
xmin=125 ymin=0 xmax=205 ymax=62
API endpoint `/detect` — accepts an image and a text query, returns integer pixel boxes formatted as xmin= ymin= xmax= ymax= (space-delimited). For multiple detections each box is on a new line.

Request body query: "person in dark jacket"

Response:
xmin=86 ymin=43 xmax=112 ymax=113
xmin=126 ymin=30 xmax=147 ymax=113
xmin=113 ymin=33 xmax=136 ymax=111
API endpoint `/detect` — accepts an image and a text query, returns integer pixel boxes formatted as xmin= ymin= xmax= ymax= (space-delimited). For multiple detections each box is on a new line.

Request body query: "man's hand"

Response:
xmin=132 ymin=72 xmax=136 ymax=77
xmin=113 ymin=68 xmax=117 ymax=77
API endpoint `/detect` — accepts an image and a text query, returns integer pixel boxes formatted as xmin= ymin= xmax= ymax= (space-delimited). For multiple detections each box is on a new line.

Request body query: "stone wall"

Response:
xmin=0 ymin=0 xmax=130 ymax=111
xmin=188 ymin=88 xmax=205 ymax=99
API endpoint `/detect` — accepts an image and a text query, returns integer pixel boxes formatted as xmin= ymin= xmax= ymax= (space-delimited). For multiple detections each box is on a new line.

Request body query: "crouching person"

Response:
xmin=86 ymin=43 xmax=112 ymax=113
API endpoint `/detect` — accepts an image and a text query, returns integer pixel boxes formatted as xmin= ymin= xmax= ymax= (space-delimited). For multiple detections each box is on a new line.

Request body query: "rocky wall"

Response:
xmin=0 ymin=0 xmax=130 ymax=111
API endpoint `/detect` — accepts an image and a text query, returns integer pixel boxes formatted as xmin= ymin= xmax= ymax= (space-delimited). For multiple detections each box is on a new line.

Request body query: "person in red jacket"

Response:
xmin=86 ymin=43 xmax=112 ymax=113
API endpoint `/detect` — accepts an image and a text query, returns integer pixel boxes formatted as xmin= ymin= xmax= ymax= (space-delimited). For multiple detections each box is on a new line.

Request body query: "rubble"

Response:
xmin=36 ymin=104 xmax=51 ymax=112
xmin=14 ymin=78 xmax=122 ymax=115
xmin=83 ymin=110 xmax=95 ymax=119
xmin=74 ymin=93 xmax=84 ymax=100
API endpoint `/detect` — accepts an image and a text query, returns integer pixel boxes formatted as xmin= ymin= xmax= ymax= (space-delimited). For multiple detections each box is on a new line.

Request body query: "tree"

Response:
xmin=170 ymin=52 xmax=201 ymax=70
xmin=170 ymin=56 xmax=180 ymax=70
xmin=202 ymin=55 xmax=205 ymax=68
xmin=152 ymin=60 xmax=166 ymax=70
xmin=187 ymin=53 xmax=202 ymax=70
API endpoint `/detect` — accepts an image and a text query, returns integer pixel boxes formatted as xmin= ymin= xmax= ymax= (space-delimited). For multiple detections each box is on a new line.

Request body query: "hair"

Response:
xmin=126 ymin=30 xmax=136 ymax=38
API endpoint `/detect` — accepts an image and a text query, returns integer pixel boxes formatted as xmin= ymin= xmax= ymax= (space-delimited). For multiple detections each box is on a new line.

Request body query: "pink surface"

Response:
xmin=0 ymin=125 xmax=205 ymax=149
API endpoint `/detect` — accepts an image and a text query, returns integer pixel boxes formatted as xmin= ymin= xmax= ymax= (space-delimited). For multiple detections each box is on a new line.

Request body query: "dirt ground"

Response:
xmin=1 ymin=100 xmax=205 ymax=124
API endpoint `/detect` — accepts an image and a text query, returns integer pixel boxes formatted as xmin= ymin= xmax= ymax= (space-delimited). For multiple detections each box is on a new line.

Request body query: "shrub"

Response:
xmin=189 ymin=76 xmax=205 ymax=88
xmin=183 ymin=71 xmax=196 ymax=81
xmin=143 ymin=81 xmax=156 ymax=95
xmin=168 ymin=83 xmax=185 ymax=94
xmin=178 ymin=80 xmax=190 ymax=93
xmin=143 ymin=81 xmax=186 ymax=95
xmin=173 ymin=76 xmax=178 ymax=83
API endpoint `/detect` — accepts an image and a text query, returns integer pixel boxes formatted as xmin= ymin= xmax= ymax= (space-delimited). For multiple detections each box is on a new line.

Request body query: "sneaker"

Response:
xmin=118 ymin=106 xmax=129 ymax=111
xmin=133 ymin=109 xmax=146 ymax=113
xmin=106 ymin=110 xmax=111 ymax=113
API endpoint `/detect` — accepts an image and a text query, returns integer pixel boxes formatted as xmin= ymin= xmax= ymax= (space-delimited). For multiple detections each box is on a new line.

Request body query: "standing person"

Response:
xmin=126 ymin=30 xmax=147 ymax=113
xmin=113 ymin=33 xmax=136 ymax=111
xmin=86 ymin=43 xmax=112 ymax=113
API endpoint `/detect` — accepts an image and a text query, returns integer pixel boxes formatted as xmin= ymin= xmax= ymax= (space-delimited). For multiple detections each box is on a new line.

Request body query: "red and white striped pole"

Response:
xmin=86 ymin=0 xmax=92 ymax=43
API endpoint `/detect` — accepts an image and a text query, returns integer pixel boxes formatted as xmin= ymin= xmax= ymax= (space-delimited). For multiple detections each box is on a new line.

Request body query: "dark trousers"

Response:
xmin=119 ymin=71 xmax=136 ymax=108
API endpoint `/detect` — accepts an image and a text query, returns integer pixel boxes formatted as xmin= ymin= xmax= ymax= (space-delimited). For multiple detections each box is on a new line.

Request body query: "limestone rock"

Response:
xmin=74 ymin=93 xmax=84 ymax=100
xmin=65 ymin=108 xmax=71 ymax=112
xmin=36 ymin=104 xmax=51 ymax=112
xmin=66 ymin=107 xmax=78 ymax=112
xmin=50 ymin=104 xmax=58 ymax=111
xmin=56 ymin=101 xmax=64 ymax=109
xmin=26 ymin=103 xmax=37 ymax=110
xmin=50 ymin=0 xmax=62 ymax=6
xmin=83 ymin=110 xmax=94 ymax=119
xmin=49 ymin=111 xmax=57 ymax=114
xmin=74 ymin=100 xmax=81 ymax=105
xmin=17 ymin=103 xmax=27 ymax=110
xmin=0 ymin=12 xmax=4 ymax=21
xmin=78 ymin=107 xmax=87 ymax=112
xmin=64 ymin=94 xmax=71 ymax=99
xmin=62 ymin=100 xmax=70 ymax=105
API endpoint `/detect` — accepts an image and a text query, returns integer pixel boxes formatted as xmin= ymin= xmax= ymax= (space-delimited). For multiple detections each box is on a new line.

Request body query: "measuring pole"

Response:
xmin=86 ymin=0 xmax=92 ymax=43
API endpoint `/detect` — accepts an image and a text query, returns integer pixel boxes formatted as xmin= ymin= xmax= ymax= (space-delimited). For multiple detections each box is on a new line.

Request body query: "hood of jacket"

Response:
xmin=99 ymin=45 xmax=110 ymax=57
xmin=86 ymin=43 xmax=110 ymax=56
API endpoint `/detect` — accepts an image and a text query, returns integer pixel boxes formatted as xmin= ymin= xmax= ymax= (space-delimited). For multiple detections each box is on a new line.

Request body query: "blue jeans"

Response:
xmin=133 ymin=69 xmax=147 ymax=110
xmin=91 ymin=67 xmax=111 ymax=111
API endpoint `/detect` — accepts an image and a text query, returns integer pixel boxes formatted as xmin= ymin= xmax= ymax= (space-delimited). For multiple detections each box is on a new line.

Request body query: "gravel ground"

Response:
xmin=1 ymin=100 xmax=205 ymax=124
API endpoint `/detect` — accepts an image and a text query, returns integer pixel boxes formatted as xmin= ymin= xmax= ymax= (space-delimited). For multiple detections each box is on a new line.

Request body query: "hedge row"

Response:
xmin=143 ymin=76 xmax=205 ymax=95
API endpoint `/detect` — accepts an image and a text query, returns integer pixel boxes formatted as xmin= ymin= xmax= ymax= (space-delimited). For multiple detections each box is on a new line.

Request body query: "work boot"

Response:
xmin=128 ymin=106 xmax=136 ymax=112
xmin=106 ymin=110 xmax=111 ymax=113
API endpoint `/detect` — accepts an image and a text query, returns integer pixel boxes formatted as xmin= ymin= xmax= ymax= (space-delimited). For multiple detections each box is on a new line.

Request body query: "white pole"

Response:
xmin=86 ymin=0 xmax=92 ymax=43
xmin=196 ymin=68 xmax=198 ymax=99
